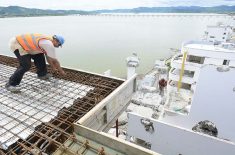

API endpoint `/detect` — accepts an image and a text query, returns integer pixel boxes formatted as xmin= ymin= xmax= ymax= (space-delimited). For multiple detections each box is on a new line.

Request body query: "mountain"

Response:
xmin=94 ymin=6 xmax=235 ymax=13
xmin=0 ymin=6 xmax=90 ymax=17
xmin=0 ymin=5 xmax=235 ymax=17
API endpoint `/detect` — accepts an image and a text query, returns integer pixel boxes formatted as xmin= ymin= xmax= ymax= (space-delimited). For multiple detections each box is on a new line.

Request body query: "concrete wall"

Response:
xmin=127 ymin=112 xmax=235 ymax=155
xmin=78 ymin=74 xmax=137 ymax=131
xmin=229 ymin=60 xmax=235 ymax=67
xmin=162 ymin=65 xmax=235 ymax=142
xmin=204 ymin=57 xmax=223 ymax=65
xmin=185 ymin=48 xmax=235 ymax=61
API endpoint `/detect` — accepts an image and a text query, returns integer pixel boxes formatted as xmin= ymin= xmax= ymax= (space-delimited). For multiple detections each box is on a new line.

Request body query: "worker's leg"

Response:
xmin=32 ymin=53 xmax=47 ymax=77
xmin=8 ymin=50 xmax=31 ymax=86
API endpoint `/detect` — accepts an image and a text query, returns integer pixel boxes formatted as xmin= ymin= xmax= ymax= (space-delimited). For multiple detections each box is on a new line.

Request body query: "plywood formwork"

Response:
xmin=0 ymin=55 xmax=125 ymax=155
xmin=53 ymin=124 xmax=159 ymax=155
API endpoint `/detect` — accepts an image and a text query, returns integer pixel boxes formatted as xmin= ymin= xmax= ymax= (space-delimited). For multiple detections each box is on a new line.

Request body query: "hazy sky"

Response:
xmin=0 ymin=0 xmax=235 ymax=10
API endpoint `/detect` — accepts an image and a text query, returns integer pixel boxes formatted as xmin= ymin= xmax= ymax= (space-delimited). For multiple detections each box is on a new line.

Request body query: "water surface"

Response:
xmin=0 ymin=14 xmax=231 ymax=78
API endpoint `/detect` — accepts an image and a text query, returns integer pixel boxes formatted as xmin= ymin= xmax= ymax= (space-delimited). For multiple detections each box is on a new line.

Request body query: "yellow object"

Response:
xmin=177 ymin=51 xmax=187 ymax=92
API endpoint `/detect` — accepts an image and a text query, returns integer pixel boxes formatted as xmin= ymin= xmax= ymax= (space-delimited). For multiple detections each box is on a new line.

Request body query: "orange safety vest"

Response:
xmin=16 ymin=34 xmax=53 ymax=53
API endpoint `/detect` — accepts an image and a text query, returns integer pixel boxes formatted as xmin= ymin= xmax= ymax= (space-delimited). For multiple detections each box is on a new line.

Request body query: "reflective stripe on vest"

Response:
xmin=16 ymin=34 xmax=52 ymax=53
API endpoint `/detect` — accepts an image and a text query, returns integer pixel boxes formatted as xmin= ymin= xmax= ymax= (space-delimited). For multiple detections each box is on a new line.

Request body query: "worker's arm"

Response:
xmin=46 ymin=56 xmax=65 ymax=75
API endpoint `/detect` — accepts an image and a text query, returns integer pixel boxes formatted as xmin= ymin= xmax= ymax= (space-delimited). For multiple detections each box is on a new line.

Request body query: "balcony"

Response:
xmin=169 ymin=68 xmax=195 ymax=84
xmin=168 ymin=80 xmax=192 ymax=93
xmin=171 ymin=54 xmax=202 ymax=71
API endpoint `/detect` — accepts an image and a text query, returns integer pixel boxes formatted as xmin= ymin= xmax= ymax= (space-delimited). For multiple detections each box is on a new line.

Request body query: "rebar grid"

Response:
xmin=0 ymin=55 xmax=123 ymax=154
xmin=56 ymin=137 xmax=113 ymax=155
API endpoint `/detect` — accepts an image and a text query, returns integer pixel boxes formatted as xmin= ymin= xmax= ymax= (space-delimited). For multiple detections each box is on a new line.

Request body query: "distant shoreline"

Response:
xmin=0 ymin=14 xmax=73 ymax=18
xmin=0 ymin=13 xmax=231 ymax=18
xmin=0 ymin=5 xmax=234 ymax=18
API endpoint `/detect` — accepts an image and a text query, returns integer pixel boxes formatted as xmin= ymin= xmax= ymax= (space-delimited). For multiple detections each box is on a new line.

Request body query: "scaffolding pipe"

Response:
xmin=177 ymin=51 xmax=187 ymax=92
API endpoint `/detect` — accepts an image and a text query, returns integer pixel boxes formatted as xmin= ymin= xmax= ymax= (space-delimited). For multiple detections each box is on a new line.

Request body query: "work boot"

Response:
xmin=38 ymin=73 xmax=52 ymax=80
xmin=5 ymin=83 xmax=21 ymax=93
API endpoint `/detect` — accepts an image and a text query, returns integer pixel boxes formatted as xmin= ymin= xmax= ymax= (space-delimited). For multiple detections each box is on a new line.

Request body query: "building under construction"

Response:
xmin=0 ymin=55 xmax=157 ymax=155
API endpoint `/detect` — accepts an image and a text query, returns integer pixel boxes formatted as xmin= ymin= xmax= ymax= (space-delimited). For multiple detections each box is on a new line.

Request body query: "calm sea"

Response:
xmin=0 ymin=14 xmax=232 ymax=78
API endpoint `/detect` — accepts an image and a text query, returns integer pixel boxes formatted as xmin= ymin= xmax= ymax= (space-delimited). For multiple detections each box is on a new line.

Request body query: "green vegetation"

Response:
xmin=0 ymin=5 xmax=234 ymax=18
xmin=94 ymin=5 xmax=235 ymax=14
xmin=0 ymin=6 xmax=92 ymax=18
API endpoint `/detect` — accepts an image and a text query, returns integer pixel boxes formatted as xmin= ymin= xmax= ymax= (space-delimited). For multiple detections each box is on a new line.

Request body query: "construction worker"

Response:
xmin=159 ymin=78 xmax=167 ymax=96
xmin=5 ymin=34 xmax=66 ymax=92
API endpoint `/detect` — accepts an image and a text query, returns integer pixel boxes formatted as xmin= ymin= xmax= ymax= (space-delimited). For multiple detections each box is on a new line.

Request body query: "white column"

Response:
xmin=126 ymin=53 xmax=140 ymax=79
xmin=127 ymin=66 xmax=136 ymax=80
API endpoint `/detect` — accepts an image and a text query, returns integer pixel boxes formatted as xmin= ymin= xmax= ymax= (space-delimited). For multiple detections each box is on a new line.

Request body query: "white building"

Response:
xmin=204 ymin=23 xmax=233 ymax=43
xmin=166 ymin=24 xmax=235 ymax=113
xmin=127 ymin=23 xmax=235 ymax=155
